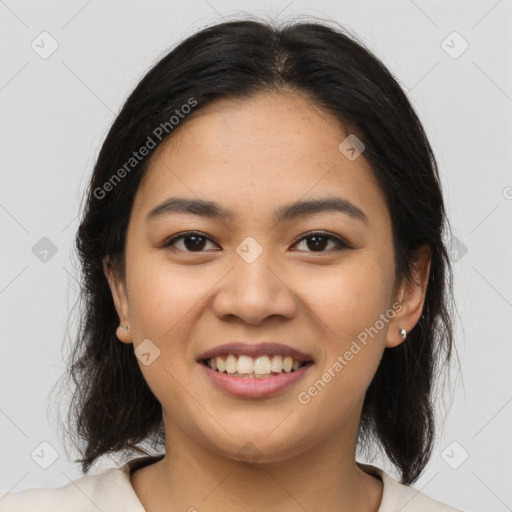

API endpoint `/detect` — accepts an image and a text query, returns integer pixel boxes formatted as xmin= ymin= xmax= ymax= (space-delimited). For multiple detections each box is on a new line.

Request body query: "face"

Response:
xmin=105 ymin=90 xmax=429 ymax=463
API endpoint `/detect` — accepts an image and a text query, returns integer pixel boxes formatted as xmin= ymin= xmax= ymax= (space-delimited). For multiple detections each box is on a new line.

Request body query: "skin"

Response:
xmin=104 ymin=90 xmax=431 ymax=512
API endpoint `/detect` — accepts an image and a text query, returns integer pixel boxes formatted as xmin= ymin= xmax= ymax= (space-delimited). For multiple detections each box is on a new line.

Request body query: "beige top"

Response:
xmin=0 ymin=454 xmax=464 ymax=511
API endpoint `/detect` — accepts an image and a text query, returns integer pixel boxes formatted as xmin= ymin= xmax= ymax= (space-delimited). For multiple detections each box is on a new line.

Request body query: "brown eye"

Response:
xmin=292 ymin=232 xmax=350 ymax=252
xmin=162 ymin=232 xmax=218 ymax=252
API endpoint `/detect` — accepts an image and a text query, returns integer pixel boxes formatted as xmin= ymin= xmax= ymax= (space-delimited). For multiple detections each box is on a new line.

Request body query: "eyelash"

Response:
xmin=161 ymin=230 xmax=351 ymax=253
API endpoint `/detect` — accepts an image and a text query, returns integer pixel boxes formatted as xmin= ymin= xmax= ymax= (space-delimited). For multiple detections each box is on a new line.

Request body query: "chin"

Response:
xmin=204 ymin=429 xmax=314 ymax=465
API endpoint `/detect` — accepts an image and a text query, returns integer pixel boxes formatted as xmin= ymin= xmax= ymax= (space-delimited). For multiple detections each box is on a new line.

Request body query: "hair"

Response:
xmin=52 ymin=16 xmax=456 ymax=484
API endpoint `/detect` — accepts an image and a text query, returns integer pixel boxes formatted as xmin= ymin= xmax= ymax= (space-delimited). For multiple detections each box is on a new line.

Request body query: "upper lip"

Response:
xmin=197 ymin=342 xmax=314 ymax=363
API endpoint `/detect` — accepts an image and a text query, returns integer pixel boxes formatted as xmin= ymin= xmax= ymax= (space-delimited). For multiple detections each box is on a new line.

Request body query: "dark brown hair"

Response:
xmin=51 ymin=16 xmax=456 ymax=484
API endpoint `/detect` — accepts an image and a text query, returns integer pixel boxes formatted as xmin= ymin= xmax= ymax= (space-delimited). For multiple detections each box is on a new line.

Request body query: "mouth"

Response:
xmin=196 ymin=341 xmax=314 ymax=378
xmin=199 ymin=355 xmax=313 ymax=378
xmin=196 ymin=342 xmax=314 ymax=397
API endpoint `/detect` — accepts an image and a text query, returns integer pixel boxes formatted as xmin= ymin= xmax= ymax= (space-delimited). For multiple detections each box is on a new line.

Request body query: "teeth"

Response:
xmin=237 ymin=355 xmax=255 ymax=374
xmin=225 ymin=354 xmax=237 ymax=374
xmin=206 ymin=354 xmax=306 ymax=376
xmin=253 ymin=355 xmax=271 ymax=374
xmin=271 ymin=355 xmax=283 ymax=373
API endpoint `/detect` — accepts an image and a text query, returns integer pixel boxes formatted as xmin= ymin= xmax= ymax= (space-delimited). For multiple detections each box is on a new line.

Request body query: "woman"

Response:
xmin=0 ymin=18 xmax=464 ymax=511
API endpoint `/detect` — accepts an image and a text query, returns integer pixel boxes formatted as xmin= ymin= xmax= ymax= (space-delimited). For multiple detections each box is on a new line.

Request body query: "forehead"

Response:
xmin=132 ymin=91 xmax=388 ymax=227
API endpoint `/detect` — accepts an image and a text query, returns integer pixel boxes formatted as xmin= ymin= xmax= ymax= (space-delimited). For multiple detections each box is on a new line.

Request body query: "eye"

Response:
xmin=161 ymin=230 xmax=350 ymax=253
xmin=162 ymin=231 xmax=218 ymax=252
xmin=292 ymin=231 xmax=350 ymax=252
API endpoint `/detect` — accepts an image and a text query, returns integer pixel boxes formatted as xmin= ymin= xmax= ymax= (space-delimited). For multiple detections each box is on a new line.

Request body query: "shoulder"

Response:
xmin=358 ymin=462 xmax=466 ymax=512
xmin=0 ymin=455 xmax=162 ymax=512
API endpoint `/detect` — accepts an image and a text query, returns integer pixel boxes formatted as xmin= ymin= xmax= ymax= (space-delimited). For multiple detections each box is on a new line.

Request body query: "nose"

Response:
xmin=211 ymin=250 xmax=297 ymax=325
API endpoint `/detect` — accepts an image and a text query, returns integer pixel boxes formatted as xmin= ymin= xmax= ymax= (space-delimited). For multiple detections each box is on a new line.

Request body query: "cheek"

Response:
xmin=125 ymin=254 xmax=209 ymax=339
xmin=293 ymin=253 xmax=395 ymax=340
xmin=124 ymin=258 xmax=206 ymax=407
xmin=292 ymin=253 xmax=395 ymax=405
xmin=293 ymin=262 xmax=392 ymax=425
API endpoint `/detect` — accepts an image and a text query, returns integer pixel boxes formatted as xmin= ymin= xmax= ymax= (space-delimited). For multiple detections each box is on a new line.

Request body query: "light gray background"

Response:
xmin=1 ymin=1 xmax=511 ymax=511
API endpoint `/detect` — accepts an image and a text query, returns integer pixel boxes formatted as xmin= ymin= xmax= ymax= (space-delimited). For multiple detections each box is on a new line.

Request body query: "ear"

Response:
xmin=386 ymin=244 xmax=431 ymax=348
xmin=103 ymin=257 xmax=133 ymax=344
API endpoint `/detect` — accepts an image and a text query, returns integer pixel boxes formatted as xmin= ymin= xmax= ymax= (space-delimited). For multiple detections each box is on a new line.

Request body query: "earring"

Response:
xmin=398 ymin=327 xmax=407 ymax=340
xmin=121 ymin=325 xmax=129 ymax=331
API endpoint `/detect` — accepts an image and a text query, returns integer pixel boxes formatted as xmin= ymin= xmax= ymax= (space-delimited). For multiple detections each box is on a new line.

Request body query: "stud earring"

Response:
xmin=121 ymin=325 xmax=129 ymax=331
xmin=398 ymin=327 xmax=407 ymax=340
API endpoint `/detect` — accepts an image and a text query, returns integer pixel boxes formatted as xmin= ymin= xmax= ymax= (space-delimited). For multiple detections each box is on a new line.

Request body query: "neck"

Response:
xmin=131 ymin=416 xmax=383 ymax=512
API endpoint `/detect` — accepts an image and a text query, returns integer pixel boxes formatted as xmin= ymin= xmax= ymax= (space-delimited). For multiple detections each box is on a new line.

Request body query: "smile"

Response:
xmin=199 ymin=356 xmax=314 ymax=398
xmin=203 ymin=354 xmax=308 ymax=378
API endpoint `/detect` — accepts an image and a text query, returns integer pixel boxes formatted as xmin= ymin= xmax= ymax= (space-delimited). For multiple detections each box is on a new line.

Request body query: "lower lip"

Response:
xmin=199 ymin=361 xmax=313 ymax=398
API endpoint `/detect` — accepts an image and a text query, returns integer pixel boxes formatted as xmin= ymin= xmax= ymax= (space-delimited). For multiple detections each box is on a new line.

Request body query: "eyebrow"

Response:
xmin=146 ymin=196 xmax=369 ymax=225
